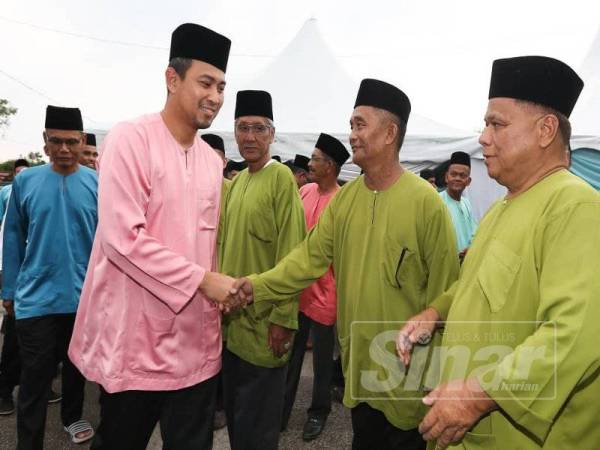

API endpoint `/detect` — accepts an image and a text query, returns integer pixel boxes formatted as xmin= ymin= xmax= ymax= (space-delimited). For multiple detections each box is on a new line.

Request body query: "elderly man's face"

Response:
xmin=349 ymin=106 xmax=389 ymax=168
xmin=235 ymin=116 xmax=274 ymax=164
xmin=44 ymin=129 xmax=84 ymax=172
xmin=308 ymin=148 xmax=331 ymax=183
xmin=479 ymin=98 xmax=543 ymax=187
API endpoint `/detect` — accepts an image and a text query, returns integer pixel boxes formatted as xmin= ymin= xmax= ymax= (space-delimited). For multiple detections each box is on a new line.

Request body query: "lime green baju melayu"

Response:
xmin=219 ymin=161 xmax=306 ymax=368
xmin=432 ymin=170 xmax=600 ymax=449
xmin=249 ymin=171 xmax=460 ymax=429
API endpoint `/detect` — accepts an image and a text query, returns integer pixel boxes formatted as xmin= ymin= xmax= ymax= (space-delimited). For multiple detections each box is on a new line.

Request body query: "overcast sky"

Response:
xmin=1 ymin=0 xmax=599 ymax=159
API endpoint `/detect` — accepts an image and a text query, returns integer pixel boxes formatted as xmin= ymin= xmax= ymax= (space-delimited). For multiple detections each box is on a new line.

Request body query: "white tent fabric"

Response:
xmin=571 ymin=27 xmax=600 ymax=136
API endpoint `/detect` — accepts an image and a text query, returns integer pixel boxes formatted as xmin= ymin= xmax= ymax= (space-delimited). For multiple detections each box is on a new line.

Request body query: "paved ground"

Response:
xmin=0 ymin=335 xmax=352 ymax=449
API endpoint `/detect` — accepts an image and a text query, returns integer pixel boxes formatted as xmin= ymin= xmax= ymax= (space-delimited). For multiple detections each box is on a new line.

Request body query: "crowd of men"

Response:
xmin=0 ymin=20 xmax=599 ymax=450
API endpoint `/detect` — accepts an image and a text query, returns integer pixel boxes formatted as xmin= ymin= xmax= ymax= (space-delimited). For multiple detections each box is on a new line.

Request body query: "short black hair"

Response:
xmin=168 ymin=57 xmax=193 ymax=79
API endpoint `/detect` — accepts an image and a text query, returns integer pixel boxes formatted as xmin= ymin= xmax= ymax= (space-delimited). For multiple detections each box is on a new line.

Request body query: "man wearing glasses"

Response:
xmin=2 ymin=105 xmax=97 ymax=448
xmin=219 ymin=90 xmax=306 ymax=450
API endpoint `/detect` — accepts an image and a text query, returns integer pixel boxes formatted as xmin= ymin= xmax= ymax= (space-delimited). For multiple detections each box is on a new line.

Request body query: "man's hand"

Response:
xmin=198 ymin=272 xmax=244 ymax=311
xmin=396 ymin=307 xmax=440 ymax=366
xmin=268 ymin=323 xmax=295 ymax=358
xmin=232 ymin=277 xmax=254 ymax=304
xmin=2 ymin=301 xmax=14 ymax=317
xmin=418 ymin=377 xmax=497 ymax=450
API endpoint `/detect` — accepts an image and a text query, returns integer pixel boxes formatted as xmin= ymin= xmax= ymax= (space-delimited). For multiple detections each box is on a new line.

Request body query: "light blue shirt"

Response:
xmin=0 ymin=185 xmax=11 ymax=222
xmin=439 ymin=190 xmax=478 ymax=252
xmin=1 ymin=164 xmax=98 ymax=319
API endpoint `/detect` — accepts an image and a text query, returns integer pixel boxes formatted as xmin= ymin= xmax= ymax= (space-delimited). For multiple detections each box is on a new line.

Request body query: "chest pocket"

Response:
xmin=477 ymin=239 xmax=521 ymax=313
xmin=198 ymin=188 xmax=218 ymax=230
xmin=383 ymin=243 xmax=427 ymax=295
xmin=247 ymin=202 xmax=275 ymax=244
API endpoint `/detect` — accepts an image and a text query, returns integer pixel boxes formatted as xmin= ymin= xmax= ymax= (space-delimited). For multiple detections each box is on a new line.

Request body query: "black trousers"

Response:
xmin=91 ymin=375 xmax=218 ymax=450
xmin=15 ymin=313 xmax=86 ymax=450
xmin=0 ymin=313 xmax=21 ymax=399
xmin=282 ymin=312 xmax=334 ymax=429
xmin=351 ymin=403 xmax=426 ymax=450
xmin=223 ymin=348 xmax=287 ymax=450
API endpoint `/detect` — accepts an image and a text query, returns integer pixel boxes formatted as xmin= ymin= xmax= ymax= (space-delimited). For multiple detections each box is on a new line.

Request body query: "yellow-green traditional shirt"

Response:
xmin=250 ymin=171 xmax=460 ymax=429
xmin=219 ymin=161 xmax=306 ymax=368
xmin=432 ymin=170 xmax=600 ymax=449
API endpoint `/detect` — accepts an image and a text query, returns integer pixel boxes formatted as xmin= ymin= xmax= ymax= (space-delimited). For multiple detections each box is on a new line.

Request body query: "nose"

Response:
xmin=349 ymin=130 xmax=357 ymax=146
xmin=479 ymin=125 xmax=491 ymax=147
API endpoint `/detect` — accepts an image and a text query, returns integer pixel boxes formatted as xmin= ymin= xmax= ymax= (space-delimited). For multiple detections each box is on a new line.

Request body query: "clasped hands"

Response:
xmin=198 ymin=272 xmax=254 ymax=313
xmin=396 ymin=308 xmax=496 ymax=449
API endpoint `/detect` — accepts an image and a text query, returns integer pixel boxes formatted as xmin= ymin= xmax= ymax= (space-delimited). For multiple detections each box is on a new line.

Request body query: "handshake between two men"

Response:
xmin=198 ymin=271 xmax=296 ymax=358
xmin=198 ymin=271 xmax=254 ymax=313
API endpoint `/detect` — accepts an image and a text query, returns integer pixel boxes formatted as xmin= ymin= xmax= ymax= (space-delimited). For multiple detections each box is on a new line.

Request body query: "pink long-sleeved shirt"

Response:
xmin=69 ymin=113 xmax=223 ymax=393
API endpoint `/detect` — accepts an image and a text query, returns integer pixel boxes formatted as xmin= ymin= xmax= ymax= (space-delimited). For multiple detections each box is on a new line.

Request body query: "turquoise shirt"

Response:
xmin=1 ymin=164 xmax=98 ymax=319
xmin=0 ymin=185 xmax=11 ymax=222
xmin=439 ymin=190 xmax=477 ymax=251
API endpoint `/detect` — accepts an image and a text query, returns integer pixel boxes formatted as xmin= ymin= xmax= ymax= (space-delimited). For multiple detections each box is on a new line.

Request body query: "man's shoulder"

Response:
xmin=300 ymin=182 xmax=318 ymax=195
xmin=13 ymin=164 xmax=49 ymax=184
xmin=105 ymin=113 xmax=161 ymax=141
xmin=541 ymin=170 xmax=600 ymax=215
xmin=77 ymin=165 xmax=99 ymax=184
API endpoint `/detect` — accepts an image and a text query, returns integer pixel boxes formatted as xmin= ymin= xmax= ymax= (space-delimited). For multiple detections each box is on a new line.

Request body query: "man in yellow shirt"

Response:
xmin=398 ymin=56 xmax=600 ymax=449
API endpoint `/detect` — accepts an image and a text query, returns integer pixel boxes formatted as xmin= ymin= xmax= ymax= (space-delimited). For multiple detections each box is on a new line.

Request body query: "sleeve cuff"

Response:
xmin=479 ymin=373 xmax=553 ymax=444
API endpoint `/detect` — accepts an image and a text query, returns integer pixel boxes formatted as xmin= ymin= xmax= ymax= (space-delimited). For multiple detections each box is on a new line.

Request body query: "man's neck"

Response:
xmin=447 ymin=189 xmax=462 ymax=201
xmin=316 ymin=176 xmax=339 ymax=194
xmin=51 ymin=163 xmax=79 ymax=176
xmin=363 ymin=157 xmax=403 ymax=191
xmin=161 ymin=106 xmax=197 ymax=149
xmin=506 ymin=160 xmax=567 ymax=200
xmin=248 ymin=154 xmax=271 ymax=173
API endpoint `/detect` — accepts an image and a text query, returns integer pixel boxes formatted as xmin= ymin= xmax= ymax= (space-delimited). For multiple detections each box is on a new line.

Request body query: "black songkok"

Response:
xmin=315 ymin=133 xmax=350 ymax=167
xmin=45 ymin=105 xmax=83 ymax=131
xmin=488 ymin=56 xmax=583 ymax=117
xmin=449 ymin=151 xmax=470 ymax=167
xmin=293 ymin=155 xmax=310 ymax=173
xmin=85 ymin=133 xmax=96 ymax=147
xmin=235 ymin=90 xmax=273 ymax=120
xmin=201 ymin=133 xmax=225 ymax=152
xmin=169 ymin=23 xmax=231 ymax=72
xmin=354 ymin=79 xmax=411 ymax=123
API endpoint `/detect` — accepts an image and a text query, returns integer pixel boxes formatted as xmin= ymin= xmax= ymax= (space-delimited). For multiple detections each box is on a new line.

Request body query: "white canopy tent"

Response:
xmin=206 ymin=18 xmax=504 ymax=220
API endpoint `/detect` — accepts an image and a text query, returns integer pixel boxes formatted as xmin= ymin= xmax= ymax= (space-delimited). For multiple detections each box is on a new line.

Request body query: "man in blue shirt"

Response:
xmin=2 ymin=105 xmax=98 ymax=448
xmin=439 ymin=151 xmax=478 ymax=260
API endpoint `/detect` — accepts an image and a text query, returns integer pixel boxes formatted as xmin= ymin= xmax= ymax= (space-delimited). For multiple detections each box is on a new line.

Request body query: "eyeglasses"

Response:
xmin=235 ymin=123 xmax=271 ymax=136
xmin=47 ymin=137 xmax=82 ymax=147
xmin=310 ymin=156 xmax=327 ymax=162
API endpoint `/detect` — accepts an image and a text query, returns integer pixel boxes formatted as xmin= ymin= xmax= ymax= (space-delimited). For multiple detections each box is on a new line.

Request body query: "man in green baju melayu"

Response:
xmin=398 ymin=56 xmax=600 ymax=450
xmin=232 ymin=79 xmax=460 ymax=450
xmin=218 ymin=90 xmax=306 ymax=450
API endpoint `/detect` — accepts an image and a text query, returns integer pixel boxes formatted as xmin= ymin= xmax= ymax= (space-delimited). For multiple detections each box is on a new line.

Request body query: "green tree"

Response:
xmin=0 ymin=98 xmax=18 ymax=130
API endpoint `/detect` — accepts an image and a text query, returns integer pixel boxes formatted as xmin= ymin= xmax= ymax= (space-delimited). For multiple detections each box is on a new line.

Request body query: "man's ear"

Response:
xmin=539 ymin=114 xmax=560 ymax=149
xmin=165 ymin=67 xmax=180 ymax=95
